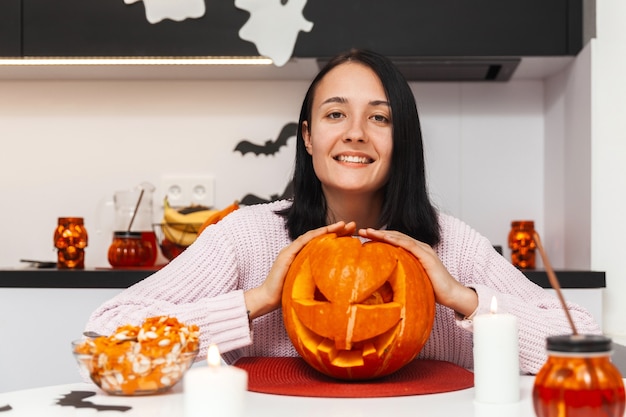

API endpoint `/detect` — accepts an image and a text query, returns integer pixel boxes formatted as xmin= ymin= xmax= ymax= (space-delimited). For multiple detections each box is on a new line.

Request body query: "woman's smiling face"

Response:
xmin=303 ymin=62 xmax=393 ymax=198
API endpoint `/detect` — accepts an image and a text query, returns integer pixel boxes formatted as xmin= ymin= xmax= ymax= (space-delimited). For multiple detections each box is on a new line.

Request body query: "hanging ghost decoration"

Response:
xmin=124 ymin=0 xmax=205 ymax=24
xmin=235 ymin=0 xmax=314 ymax=66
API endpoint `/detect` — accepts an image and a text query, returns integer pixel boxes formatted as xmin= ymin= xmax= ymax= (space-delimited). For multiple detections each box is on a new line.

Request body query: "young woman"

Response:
xmin=85 ymin=49 xmax=600 ymax=374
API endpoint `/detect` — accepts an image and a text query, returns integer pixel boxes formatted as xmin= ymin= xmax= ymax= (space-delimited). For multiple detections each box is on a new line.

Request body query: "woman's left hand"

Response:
xmin=358 ymin=228 xmax=478 ymax=318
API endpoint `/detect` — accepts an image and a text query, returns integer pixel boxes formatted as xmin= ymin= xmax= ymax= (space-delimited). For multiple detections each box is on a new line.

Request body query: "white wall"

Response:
xmin=544 ymin=43 xmax=593 ymax=269
xmin=416 ymin=82 xmax=544 ymax=255
xmin=0 ymin=78 xmax=545 ymax=268
xmin=592 ymin=0 xmax=626 ymax=343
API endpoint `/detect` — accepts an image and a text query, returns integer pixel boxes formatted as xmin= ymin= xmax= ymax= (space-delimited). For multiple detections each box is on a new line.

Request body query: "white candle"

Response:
xmin=183 ymin=344 xmax=248 ymax=417
xmin=473 ymin=296 xmax=520 ymax=404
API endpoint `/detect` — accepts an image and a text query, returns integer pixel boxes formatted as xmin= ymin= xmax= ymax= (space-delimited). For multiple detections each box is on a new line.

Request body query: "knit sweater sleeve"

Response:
xmin=437 ymin=214 xmax=601 ymax=374
xmin=84 ymin=213 xmax=256 ymax=363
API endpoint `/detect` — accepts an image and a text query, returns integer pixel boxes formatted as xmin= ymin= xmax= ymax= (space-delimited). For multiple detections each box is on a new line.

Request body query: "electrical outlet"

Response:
xmin=161 ymin=174 xmax=215 ymax=208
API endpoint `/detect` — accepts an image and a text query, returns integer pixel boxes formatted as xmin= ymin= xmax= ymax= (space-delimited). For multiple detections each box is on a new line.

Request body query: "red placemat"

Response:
xmin=234 ymin=357 xmax=474 ymax=398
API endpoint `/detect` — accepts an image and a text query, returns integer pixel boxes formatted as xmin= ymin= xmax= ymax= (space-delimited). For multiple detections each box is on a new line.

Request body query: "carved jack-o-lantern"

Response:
xmin=282 ymin=233 xmax=435 ymax=380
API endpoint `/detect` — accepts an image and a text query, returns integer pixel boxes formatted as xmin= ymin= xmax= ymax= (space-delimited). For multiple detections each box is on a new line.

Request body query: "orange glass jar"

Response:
xmin=107 ymin=231 xmax=155 ymax=268
xmin=508 ymin=220 xmax=536 ymax=269
xmin=53 ymin=217 xmax=88 ymax=269
xmin=533 ymin=334 xmax=625 ymax=417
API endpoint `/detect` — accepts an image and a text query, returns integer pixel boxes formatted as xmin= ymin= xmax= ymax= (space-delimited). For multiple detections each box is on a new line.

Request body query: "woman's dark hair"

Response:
xmin=279 ymin=48 xmax=440 ymax=246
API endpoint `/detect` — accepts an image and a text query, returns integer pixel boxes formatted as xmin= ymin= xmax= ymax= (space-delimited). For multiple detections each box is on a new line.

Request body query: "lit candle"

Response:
xmin=183 ymin=344 xmax=248 ymax=417
xmin=473 ymin=296 xmax=520 ymax=404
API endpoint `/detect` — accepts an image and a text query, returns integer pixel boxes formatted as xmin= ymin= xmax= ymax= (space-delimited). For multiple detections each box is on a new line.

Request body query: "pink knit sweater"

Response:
xmin=85 ymin=200 xmax=600 ymax=374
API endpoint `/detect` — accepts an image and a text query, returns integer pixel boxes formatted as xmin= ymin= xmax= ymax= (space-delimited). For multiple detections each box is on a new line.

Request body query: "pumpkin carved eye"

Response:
xmin=282 ymin=233 xmax=435 ymax=380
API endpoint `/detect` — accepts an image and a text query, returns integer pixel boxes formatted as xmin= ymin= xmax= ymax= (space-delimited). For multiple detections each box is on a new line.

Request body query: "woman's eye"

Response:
xmin=372 ymin=114 xmax=389 ymax=123
xmin=327 ymin=112 xmax=344 ymax=119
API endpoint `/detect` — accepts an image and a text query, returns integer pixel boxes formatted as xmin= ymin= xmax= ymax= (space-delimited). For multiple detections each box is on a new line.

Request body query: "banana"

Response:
xmin=197 ymin=201 xmax=240 ymax=235
xmin=163 ymin=198 xmax=219 ymax=232
xmin=161 ymin=222 xmax=198 ymax=247
xmin=160 ymin=199 xmax=239 ymax=247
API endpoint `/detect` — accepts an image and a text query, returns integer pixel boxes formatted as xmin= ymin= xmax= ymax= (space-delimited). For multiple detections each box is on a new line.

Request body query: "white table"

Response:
xmin=0 ymin=377 xmax=542 ymax=417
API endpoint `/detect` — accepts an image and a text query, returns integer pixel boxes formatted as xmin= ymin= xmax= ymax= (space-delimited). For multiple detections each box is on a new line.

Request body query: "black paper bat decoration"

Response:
xmin=56 ymin=391 xmax=131 ymax=412
xmin=234 ymin=122 xmax=297 ymax=156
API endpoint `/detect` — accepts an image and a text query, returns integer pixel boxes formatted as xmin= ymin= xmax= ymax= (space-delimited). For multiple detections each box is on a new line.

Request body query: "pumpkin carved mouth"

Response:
xmin=282 ymin=233 xmax=435 ymax=380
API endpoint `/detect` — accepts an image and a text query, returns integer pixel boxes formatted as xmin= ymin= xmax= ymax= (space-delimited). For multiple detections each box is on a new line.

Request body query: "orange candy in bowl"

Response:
xmin=73 ymin=316 xmax=200 ymax=395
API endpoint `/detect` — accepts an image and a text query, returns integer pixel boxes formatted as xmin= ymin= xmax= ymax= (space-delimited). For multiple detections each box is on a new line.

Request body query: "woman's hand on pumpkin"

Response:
xmin=244 ymin=221 xmax=356 ymax=320
xmin=358 ymin=228 xmax=478 ymax=318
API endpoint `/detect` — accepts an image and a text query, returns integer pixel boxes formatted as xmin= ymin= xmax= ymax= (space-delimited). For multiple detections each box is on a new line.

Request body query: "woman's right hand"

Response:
xmin=244 ymin=221 xmax=356 ymax=320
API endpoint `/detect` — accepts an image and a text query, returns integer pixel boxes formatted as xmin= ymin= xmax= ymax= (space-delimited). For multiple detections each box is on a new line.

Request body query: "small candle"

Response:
xmin=473 ymin=296 xmax=520 ymax=404
xmin=183 ymin=344 xmax=248 ymax=417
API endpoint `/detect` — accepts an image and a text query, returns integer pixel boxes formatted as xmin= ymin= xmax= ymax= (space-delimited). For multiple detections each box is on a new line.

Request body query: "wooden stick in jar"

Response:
xmin=532 ymin=231 xmax=579 ymax=335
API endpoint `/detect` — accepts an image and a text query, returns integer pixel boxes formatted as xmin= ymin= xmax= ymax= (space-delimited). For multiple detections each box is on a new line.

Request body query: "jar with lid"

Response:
xmin=53 ymin=217 xmax=88 ymax=269
xmin=508 ymin=220 xmax=537 ymax=269
xmin=533 ymin=334 xmax=625 ymax=417
xmin=107 ymin=231 xmax=156 ymax=268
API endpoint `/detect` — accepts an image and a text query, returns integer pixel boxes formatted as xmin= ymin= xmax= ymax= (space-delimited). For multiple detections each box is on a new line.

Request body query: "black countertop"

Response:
xmin=0 ymin=268 xmax=606 ymax=289
xmin=521 ymin=270 xmax=605 ymax=289
xmin=0 ymin=268 xmax=157 ymax=288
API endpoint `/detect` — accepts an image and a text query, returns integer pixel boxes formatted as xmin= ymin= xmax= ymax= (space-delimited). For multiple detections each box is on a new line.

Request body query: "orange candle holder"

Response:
xmin=53 ymin=217 xmax=88 ymax=269
xmin=508 ymin=220 xmax=536 ymax=269
xmin=108 ymin=231 xmax=156 ymax=267
xmin=533 ymin=334 xmax=625 ymax=417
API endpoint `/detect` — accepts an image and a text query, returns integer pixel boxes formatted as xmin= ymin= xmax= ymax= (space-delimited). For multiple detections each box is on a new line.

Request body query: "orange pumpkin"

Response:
xmin=282 ymin=233 xmax=435 ymax=380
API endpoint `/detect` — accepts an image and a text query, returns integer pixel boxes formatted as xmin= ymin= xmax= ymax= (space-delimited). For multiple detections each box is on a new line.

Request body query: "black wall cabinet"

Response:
xmin=297 ymin=0 xmax=582 ymax=58
xmin=0 ymin=0 xmax=21 ymax=56
xmin=22 ymin=0 xmax=257 ymax=56
xmin=16 ymin=0 xmax=582 ymax=59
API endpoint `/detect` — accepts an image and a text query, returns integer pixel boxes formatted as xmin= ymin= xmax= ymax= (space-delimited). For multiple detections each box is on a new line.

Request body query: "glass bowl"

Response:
xmin=72 ymin=339 xmax=198 ymax=396
xmin=152 ymin=223 xmax=202 ymax=261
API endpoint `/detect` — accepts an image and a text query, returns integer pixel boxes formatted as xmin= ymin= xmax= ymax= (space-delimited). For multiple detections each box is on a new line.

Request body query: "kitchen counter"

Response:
xmin=0 ymin=268 xmax=606 ymax=289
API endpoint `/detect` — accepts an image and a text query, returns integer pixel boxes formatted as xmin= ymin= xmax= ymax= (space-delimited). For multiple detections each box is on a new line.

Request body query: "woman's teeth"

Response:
xmin=335 ymin=155 xmax=372 ymax=164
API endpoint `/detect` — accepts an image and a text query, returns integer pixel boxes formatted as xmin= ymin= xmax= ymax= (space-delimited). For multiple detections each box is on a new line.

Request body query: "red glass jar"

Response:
xmin=140 ymin=231 xmax=158 ymax=266
xmin=53 ymin=217 xmax=88 ymax=269
xmin=508 ymin=220 xmax=537 ymax=269
xmin=533 ymin=334 xmax=625 ymax=417
xmin=107 ymin=231 xmax=155 ymax=268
